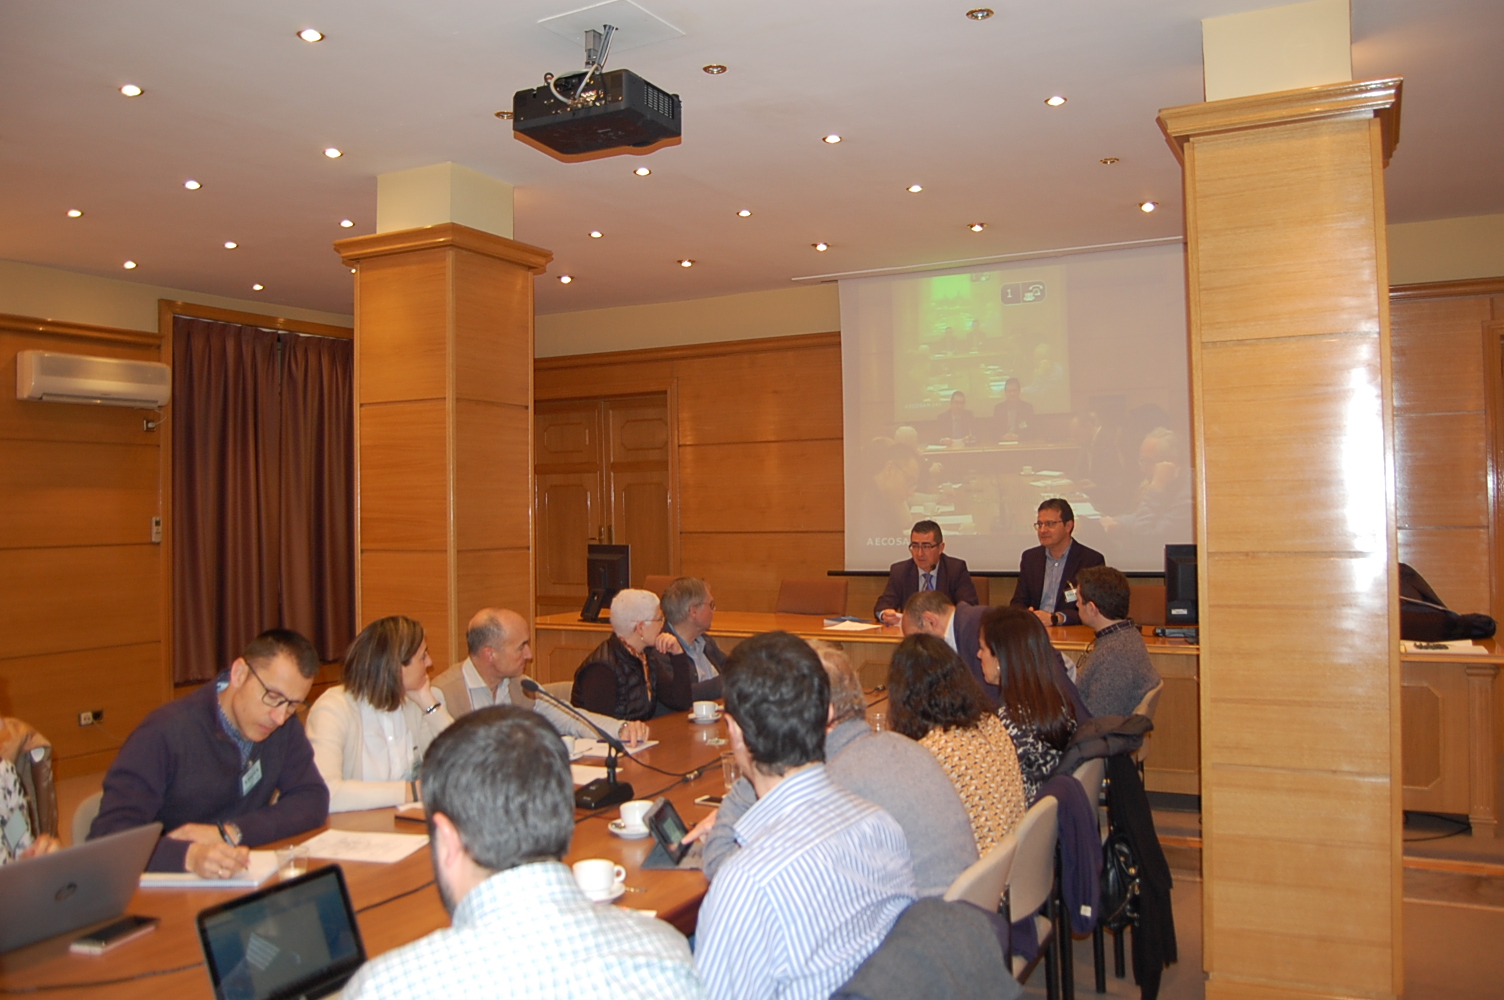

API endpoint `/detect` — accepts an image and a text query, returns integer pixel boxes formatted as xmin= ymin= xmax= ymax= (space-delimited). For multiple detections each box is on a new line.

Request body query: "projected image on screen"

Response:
xmin=842 ymin=243 xmax=1191 ymax=574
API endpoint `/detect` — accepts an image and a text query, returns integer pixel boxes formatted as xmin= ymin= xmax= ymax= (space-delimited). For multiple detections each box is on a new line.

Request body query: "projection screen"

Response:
xmin=841 ymin=242 xmax=1192 ymax=575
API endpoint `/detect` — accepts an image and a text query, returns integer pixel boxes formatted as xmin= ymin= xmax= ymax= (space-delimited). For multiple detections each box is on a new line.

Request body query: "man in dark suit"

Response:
xmin=900 ymin=591 xmax=995 ymax=704
xmin=874 ymin=520 xmax=980 ymax=625
xmin=1010 ymin=498 xmax=1105 ymax=627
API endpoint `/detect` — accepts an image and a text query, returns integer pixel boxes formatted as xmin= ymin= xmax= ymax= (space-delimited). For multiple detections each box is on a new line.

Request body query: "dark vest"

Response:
xmin=584 ymin=635 xmax=657 ymax=721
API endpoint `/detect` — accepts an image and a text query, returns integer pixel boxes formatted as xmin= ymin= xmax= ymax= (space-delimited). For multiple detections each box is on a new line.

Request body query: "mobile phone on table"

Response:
xmin=694 ymin=794 xmax=723 ymax=808
xmin=70 ymin=915 xmax=159 ymax=955
xmin=644 ymin=797 xmax=692 ymax=864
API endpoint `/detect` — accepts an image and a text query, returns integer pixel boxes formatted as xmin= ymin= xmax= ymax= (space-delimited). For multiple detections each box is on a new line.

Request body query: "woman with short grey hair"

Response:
xmin=572 ymin=589 xmax=693 ymax=720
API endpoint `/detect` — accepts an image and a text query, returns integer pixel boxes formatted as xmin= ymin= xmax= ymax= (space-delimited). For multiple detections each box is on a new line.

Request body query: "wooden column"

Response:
xmin=1159 ymin=79 xmax=1404 ymax=1000
xmin=335 ymin=223 xmax=551 ymax=667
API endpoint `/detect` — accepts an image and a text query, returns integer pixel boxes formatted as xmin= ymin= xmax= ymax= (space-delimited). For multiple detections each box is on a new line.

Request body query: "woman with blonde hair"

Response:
xmin=307 ymin=616 xmax=453 ymax=812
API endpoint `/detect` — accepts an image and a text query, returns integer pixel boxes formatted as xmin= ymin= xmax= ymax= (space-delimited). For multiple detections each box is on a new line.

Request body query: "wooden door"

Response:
xmin=535 ymin=394 xmax=673 ymax=616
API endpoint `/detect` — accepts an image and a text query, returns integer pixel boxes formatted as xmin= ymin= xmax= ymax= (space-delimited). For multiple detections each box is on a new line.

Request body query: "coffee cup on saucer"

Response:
xmin=618 ymin=799 xmax=652 ymax=834
xmin=572 ymin=858 xmax=627 ymax=900
xmin=692 ymin=700 xmax=719 ymax=722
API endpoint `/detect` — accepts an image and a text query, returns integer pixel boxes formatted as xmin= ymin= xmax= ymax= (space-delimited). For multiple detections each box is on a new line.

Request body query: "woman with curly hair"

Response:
xmin=887 ymin=634 xmax=1027 ymax=853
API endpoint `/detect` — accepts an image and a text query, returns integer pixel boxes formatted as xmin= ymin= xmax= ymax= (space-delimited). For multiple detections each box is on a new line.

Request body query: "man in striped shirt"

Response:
xmin=694 ymin=632 xmax=916 ymax=1000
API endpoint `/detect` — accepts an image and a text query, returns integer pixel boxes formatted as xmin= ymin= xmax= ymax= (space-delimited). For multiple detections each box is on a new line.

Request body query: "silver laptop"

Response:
xmin=197 ymin=865 xmax=366 ymax=1000
xmin=0 ymin=821 xmax=161 ymax=953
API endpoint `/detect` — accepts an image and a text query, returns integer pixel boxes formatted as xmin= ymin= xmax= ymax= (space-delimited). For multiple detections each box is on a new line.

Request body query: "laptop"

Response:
xmin=196 ymin=865 xmax=366 ymax=1000
xmin=0 ymin=821 xmax=161 ymax=954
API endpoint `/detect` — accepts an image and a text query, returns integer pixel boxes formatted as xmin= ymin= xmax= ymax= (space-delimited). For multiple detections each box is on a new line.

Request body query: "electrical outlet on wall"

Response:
xmin=77 ymin=710 xmax=105 ymax=726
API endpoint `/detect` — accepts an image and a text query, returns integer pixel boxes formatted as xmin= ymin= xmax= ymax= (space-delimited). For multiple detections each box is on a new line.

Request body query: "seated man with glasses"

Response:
xmin=1010 ymin=498 xmax=1105 ymax=627
xmin=90 ymin=629 xmax=329 ymax=877
xmin=874 ymin=519 xmax=979 ymax=625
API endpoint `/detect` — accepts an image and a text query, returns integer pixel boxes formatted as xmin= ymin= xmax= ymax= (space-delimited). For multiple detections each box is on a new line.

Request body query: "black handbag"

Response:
xmin=1099 ymin=828 xmax=1141 ymax=932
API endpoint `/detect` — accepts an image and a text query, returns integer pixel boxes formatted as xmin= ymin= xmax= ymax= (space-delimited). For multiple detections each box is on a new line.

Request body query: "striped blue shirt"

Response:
xmin=694 ymin=764 xmax=916 ymax=1000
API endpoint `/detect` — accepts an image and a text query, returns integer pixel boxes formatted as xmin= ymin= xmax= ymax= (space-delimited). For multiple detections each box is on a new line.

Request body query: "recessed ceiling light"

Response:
xmin=634 ymin=166 xmax=651 ymax=176
xmin=907 ymin=184 xmax=923 ymax=193
xmin=224 ymin=241 xmax=238 ymax=249
xmin=324 ymin=147 xmax=342 ymax=158
xmin=589 ymin=230 xmax=603 ymax=238
xmin=298 ymin=28 xmax=324 ymax=42
xmin=678 ymin=259 xmax=694 ymax=267
xmin=1100 ymin=157 xmax=1120 ymax=165
xmin=184 ymin=179 xmax=201 ymax=190
xmin=813 ymin=242 xmax=829 ymax=251
xmin=966 ymin=8 xmax=994 ymax=20
xmin=1139 ymin=201 xmax=1157 ymax=213
xmin=1045 ymin=95 xmax=1067 ymax=107
xmin=123 ymin=260 xmax=137 ymax=269
xmin=66 ymin=209 xmax=82 ymax=218
xmin=822 ymin=134 xmax=842 ymax=144
xmin=702 ymin=64 xmax=727 ymax=75
xmin=737 ymin=209 xmax=752 ymax=217
xmin=349 ymin=267 xmax=356 ymax=273
xmin=968 ymin=223 xmax=986 ymax=232
xmin=252 ymin=284 xmax=264 ymax=291
xmin=559 ymin=275 xmax=573 ymax=284
xmin=119 ymin=84 xmax=143 ymax=97
xmin=340 ymin=218 xmax=354 ymax=228
xmin=494 ymin=110 xmax=514 ymax=120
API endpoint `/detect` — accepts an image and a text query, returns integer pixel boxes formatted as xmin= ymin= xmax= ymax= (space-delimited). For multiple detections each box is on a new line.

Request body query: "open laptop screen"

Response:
xmin=197 ymin=866 xmax=365 ymax=1000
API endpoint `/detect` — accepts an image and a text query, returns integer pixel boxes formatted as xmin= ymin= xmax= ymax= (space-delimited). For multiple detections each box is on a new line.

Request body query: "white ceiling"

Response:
xmin=1 ymin=0 xmax=1499 ymax=318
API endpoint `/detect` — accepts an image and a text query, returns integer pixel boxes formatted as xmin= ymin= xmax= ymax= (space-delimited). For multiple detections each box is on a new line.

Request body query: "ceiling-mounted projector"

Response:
xmin=512 ymin=25 xmax=681 ymax=156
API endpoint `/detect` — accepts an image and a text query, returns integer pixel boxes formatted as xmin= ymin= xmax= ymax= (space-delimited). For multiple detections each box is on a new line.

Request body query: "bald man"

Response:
xmin=432 ymin=609 xmax=649 ymax=746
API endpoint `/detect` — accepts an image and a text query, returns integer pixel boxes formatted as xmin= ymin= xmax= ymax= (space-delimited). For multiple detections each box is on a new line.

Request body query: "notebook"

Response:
xmin=196 ymin=865 xmax=366 ymax=1000
xmin=0 ymin=821 xmax=161 ymax=954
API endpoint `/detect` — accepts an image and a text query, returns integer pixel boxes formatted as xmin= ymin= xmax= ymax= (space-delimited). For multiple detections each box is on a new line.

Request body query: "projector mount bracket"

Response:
xmin=544 ymin=24 xmax=617 ymax=109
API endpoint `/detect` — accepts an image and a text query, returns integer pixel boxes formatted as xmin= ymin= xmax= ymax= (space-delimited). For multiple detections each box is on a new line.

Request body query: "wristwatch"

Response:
xmin=1051 ymin=612 xmax=1063 ymax=627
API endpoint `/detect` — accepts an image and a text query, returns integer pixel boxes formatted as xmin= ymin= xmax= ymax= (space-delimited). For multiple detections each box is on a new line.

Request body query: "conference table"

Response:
xmin=0 ymin=711 xmax=731 ymax=999
xmin=538 ymin=611 xmax=1504 ymax=837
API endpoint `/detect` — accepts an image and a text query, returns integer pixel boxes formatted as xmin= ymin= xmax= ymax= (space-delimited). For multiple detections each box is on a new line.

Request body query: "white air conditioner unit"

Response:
xmin=15 ymin=350 xmax=170 ymax=409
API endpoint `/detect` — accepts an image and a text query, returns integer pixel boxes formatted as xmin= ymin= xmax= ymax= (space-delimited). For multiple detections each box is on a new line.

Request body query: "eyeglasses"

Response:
xmin=246 ymin=661 xmax=309 ymax=713
xmin=1033 ymin=520 xmax=1064 ymax=530
xmin=908 ymin=542 xmax=939 ymax=551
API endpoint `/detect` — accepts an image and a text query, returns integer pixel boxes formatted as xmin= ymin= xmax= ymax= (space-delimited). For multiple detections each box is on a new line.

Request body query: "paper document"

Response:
xmin=572 ymin=764 xmax=609 ymax=786
xmin=141 ymin=850 xmax=278 ymax=888
xmin=395 ymin=802 xmax=427 ymax=823
xmin=824 ymin=620 xmax=881 ymax=632
xmin=573 ymin=738 xmax=658 ymax=757
xmin=301 ymin=829 xmax=428 ymax=864
xmin=1401 ymin=639 xmax=1486 ymax=655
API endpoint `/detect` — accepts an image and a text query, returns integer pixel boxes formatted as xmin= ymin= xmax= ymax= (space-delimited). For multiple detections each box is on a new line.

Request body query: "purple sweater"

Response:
xmin=89 ymin=676 xmax=329 ymax=871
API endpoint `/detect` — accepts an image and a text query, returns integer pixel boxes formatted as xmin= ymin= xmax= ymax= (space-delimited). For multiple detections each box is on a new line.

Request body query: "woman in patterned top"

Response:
xmin=979 ymin=606 xmax=1079 ymax=801
xmin=887 ymin=634 xmax=1027 ymax=854
xmin=1 ymin=758 xmax=60 ymax=864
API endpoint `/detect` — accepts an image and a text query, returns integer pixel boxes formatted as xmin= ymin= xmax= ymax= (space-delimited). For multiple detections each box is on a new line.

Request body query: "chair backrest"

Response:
xmin=543 ymin=680 xmax=574 ymax=703
xmin=72 ymin=791 xmax=103 ymax=847
xmin=971 ymin=576 xmax=990 ymax=606
xmin=1005 ymin=796 xmax=1060 ymax=922
xmin=1072 ymin=757 xmax=1106 ymax=808
xmin=775 ymin=578 xmax=849 ymax=617
xmin=2 ymin=717 xmax=58 ymax=838
xmin=1132 ymin=680 xmax=1165 ymax=720
xmin=1128 ymin=583 xmax=1167 ymax=625
xmin=642 ymin=574 xmax=675 ymax=596
xmin=942 ymin=832 xmax=1017 ymax=911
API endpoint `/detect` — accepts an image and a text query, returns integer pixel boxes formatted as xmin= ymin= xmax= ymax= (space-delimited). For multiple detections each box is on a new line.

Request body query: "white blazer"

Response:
xmin=306 ymin=686 xmax=453 ymax=813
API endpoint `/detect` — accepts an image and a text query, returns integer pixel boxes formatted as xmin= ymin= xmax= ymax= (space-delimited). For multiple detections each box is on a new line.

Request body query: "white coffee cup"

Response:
xmin=619 ymin=799 xmax=653 ymax=831
xmin=573 ymin=858 xmax=627 ymax=897
xmin=692 ymin=700 xmax=718 ymax=720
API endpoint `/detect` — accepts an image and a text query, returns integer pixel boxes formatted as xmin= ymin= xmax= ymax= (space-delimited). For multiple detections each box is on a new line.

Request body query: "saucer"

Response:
xmin=609 ymin=819 xmax=652 ymax=840
xmin=583 ymin=881 xmax=627 ymax=904
xmin=689 ymin=711 xmax=722 ymax=725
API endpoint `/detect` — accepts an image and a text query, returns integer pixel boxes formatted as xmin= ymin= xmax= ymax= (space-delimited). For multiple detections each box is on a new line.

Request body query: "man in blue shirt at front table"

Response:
xmin=694 ymin=631 xmax=916 ymax=1000
xmin=89 ymin=629 xmax=328 ymax=877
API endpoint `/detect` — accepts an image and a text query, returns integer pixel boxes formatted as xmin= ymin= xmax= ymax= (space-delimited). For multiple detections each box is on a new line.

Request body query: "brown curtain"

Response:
xmin=172 ymin=316 xmax=354 ymax=683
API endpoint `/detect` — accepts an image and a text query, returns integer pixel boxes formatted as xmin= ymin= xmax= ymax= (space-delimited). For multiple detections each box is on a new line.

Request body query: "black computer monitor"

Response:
xmin=1164 ymin=544 xmax=1197 ymax=625
xmin=581 ymin=544 xmax=631 ymax=622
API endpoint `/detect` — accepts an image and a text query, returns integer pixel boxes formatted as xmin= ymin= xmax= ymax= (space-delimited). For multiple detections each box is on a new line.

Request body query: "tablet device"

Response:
xmin=644 ymin=797 xmax=691 ymax=865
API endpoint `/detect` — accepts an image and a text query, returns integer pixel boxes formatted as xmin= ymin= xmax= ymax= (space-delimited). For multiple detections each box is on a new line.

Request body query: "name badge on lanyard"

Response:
xmin=1064 ymin=585 xmax=1079 ymax=605
xmin=241 ymin=758 xmax=263 ymax=797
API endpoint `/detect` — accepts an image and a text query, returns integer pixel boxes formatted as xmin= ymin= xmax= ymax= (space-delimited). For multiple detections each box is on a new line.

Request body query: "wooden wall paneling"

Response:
xmin=0 ymin=643 xmax=162 ymax=767
xmin=358 ymin=401 xmax=450 ymax=550
xmin=0 ymin=332 xmax=162 ymax=445
xmin=351 ymin=251 xmax=451 ymax=405
xmin=679 ymin=531 xmax=844 ymax=613
xmin=357 ymin=550 xmax=453 ymax=666
xmin=452 ymin=249 xmax=531 ymax=408
xmin=1396 ymin=528 xmax=1490 ymax=622
xmin=1399 ymin=662 xmax=1470 ymax=814
xmin=679 ymin=440 xmax=844 ymax=533
xmin=0 ymin=545 xmax=161 ymax=659
xmin=455 ymin=548 xmax=532 ymax=647
xmin=536 ymin=473 xmax=601 ymax=610
xmin=1487 ymin=318 xmax=1504 ymax=630
xmin=674 ymin=344 xmax=843 ymax=446
xmin=1161 ymin=79 xmax=1403 ymax=999
xmin=1394 ymin=411 xmax=1488 ymax=527
xmin=1390 ymin=297 xmax=1490 ymax=413
xmin=0 ymin=441 xmax=158 ymax=549
xmin=454 ymin=400 xmax=531 ymax=551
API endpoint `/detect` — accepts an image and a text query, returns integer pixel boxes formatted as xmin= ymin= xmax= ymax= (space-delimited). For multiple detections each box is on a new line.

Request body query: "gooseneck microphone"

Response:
xmin=520 ymin=678 xmax=635 ymax=809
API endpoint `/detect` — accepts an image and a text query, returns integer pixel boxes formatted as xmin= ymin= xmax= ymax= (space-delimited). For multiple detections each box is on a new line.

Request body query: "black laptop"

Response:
xmin=196 ymin=865 xmax=366 ymax=1000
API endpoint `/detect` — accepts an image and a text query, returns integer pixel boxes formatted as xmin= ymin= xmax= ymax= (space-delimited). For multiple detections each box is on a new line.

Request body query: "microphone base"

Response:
xmin=575 ymin=778 xmax=635 ymax=811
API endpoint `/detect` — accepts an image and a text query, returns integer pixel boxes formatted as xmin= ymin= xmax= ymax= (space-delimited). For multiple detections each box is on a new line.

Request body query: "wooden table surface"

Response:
xmin=0 ymin=709 xmax=731 ymax=999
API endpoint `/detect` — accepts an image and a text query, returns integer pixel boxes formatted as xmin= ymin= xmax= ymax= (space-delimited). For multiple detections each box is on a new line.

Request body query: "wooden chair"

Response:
xmin=642 ymin=574 xmax=675 ymax=596
xmin=775 ymin=578 xmax=848 ymax=617
xmin=943 ymin=832 xmax=1018 ymax=912
xmin=1005 ymin=796 xmax=1061 ymax=996
xmin=971 ymin=576 xmax=991 ymax=606
xmin=1131 ymin=680 xmax=1165 ymax=767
